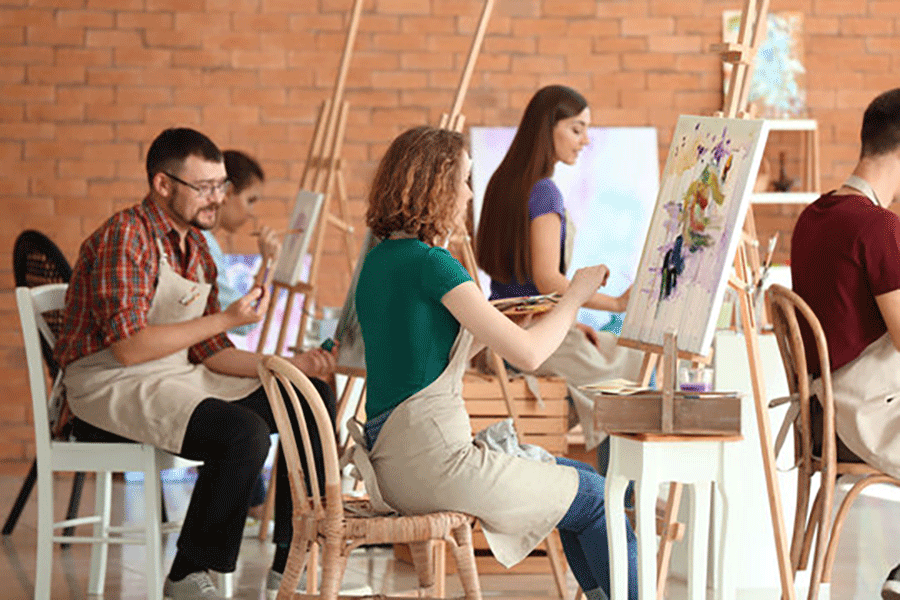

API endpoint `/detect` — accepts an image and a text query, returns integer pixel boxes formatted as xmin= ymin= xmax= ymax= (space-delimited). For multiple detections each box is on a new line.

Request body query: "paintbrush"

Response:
xmin=253 ymin=256 xmax=273 ymax=309
xmin=250 ymin=227 xmax=305 ymax=237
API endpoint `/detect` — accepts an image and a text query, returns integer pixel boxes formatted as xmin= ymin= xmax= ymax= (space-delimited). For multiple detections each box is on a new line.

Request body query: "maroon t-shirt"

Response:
xmin=790 ymin=192 xmax=900 ymax=375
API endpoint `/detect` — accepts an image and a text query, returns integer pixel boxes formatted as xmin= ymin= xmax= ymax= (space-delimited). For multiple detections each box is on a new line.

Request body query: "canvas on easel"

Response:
xmin=621 ymin=115 xmax=769 ymax=356
xmin=273 ymin=190 xmax=325 ymax=287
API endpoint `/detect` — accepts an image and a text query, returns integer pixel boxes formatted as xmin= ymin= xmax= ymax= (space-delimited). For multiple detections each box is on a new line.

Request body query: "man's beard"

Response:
xmin=190 ymin=205 xmax=219 ymax=230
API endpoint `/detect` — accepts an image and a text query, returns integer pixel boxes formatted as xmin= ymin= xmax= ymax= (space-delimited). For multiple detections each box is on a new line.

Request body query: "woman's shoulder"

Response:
xmin=529 ymin=178 xmax=564 ymax=217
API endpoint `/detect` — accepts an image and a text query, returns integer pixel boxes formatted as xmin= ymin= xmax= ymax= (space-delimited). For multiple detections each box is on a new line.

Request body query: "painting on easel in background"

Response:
xmin=722 ymin=11 xmax=806 ymax=118
xmin=470 ymin=126 xmax=659 ymax=332
xmin=273 ymin=190 xmax=325 ymax=286
xmin=334 ymin=230 xmax=379 ymax=372
xmin=621 ymin=115 xmax=769 ymax=355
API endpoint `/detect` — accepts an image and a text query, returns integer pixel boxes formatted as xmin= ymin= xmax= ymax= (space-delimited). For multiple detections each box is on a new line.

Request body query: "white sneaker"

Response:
xmin=163 ymin=572 xmax=225 ymax=600
xmin=265 ymin=568 xmax=373 ymax=600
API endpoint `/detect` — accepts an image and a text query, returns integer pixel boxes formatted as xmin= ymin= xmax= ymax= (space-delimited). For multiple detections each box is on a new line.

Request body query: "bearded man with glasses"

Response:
xmin=53 ymin=127 xmax=338 ymax=600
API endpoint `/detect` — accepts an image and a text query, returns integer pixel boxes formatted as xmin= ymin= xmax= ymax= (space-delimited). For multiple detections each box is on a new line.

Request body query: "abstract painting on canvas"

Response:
xmin=621 ymin=115 xmax=769 ymax=355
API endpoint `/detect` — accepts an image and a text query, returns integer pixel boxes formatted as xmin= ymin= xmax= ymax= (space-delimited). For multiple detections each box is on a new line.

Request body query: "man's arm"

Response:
xmin=109 ymin=287 xmax=266 ymax=366
xmin=203 ymin=345 xmax=336 ymax=380
xmin=875 ymin=289 xmax=900 ymax=352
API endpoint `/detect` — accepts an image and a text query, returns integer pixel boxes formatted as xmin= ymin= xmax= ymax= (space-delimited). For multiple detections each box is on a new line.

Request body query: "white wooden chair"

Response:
xmin=17 ymin=284 xmax=233 ymax=600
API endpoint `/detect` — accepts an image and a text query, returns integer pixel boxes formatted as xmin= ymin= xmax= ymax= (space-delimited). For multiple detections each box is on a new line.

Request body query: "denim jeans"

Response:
xmin=556 ymin=457 xmax=638 ymax=600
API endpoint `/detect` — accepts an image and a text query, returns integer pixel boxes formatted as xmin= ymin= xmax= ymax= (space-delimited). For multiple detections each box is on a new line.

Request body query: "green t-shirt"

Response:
xmin=356 ymin=238 xmax=472 ymax=419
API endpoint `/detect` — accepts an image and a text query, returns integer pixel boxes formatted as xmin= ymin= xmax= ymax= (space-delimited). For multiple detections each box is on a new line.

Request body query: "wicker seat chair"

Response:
xmin=767 ymin=283 xmax=900 ymax=600
xmin=257 ymin=354 xmax=483 ymax=599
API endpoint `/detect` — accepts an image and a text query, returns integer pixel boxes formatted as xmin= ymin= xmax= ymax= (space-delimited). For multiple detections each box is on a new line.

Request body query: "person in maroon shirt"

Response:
xmin=54 ymin=128 xmax=337 ymax=600
xmin=791 ymin=88 xmax=900 ymax=600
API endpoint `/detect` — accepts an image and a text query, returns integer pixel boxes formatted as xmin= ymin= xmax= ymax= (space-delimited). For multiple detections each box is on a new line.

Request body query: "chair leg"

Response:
xmin=806 ymin=468 xmax=835 ymax=600
xmin=799 ymin=485 xmax=824 ymax=572
xmin=544 ymin=530 xmax=568 ymax=599
xmin=435 ymin=540 xmax=447 ymax=598
xmin=448 ymin=522 xmax=483 ymax=600
xmin=319 ymin=537 xmax=348 ymax=600
xmin=34 ymin=464 xmax=54 ymax=600
xmin=144 ymin=461 xmax=164 ymax=600
xmin=88 ymin=471 xmax=112 ymax=596
xmin=61 ymin=471 xmax=86 ymax=547
xmin=790 ymin=468 xmax=812 ymax=572
xmin=409 ymin=540 xmax=437 ymax=593
xmin=2 ymin=459 xmax=37 ymax=535
xmin=280 ymin=531 xmax=313 ymax=600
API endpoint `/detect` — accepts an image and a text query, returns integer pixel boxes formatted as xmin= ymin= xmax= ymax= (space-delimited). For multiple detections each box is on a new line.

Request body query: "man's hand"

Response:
xmin=223 ymin=286 xmax=269 ymax=329
xmin=287 ymin=347 xmax=336 ymax=380
xmin=255 ymin=224 xmax=282 ymax=264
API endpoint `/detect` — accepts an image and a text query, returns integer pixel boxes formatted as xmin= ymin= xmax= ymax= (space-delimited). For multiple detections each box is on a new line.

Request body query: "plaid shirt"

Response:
xmin=55 ymin=196 xmax=233 ymax=368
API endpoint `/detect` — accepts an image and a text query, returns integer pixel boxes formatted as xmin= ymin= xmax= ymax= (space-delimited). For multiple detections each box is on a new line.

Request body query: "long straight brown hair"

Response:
xmin=476 ymin=85 xmax=588 ymax=285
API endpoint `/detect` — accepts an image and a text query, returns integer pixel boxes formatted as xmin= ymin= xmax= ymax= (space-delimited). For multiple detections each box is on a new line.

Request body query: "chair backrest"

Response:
xmin=16 ymin=284 xmax=70 ymax=460
xmin=13 ymin=230 xmax=73 ymax=380
xmin=257 ymin=355 xmax=342 ymax=523
xmin=766 ymin=283 xmax=837 ymax=470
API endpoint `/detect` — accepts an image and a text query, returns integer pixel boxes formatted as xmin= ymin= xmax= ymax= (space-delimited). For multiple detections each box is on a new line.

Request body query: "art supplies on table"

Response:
xmin=580 ymin=378 xmax=652 ymax=396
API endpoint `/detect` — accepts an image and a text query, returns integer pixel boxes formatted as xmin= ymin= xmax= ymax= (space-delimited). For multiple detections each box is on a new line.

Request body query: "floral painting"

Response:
xmin=621 ymin=116 xmax=769 ymax=355
xmin=723 ymin=11 xmax=806 ymax=118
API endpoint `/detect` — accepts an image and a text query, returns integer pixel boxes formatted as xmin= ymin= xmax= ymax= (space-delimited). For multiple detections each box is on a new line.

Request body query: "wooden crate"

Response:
xmin=463 ymin=371 xmax=570 ymax=454
xmin=394 ymin=524 xmax=559 ymax=574
xmin=593 ymin=390 xmax=741 ymax=436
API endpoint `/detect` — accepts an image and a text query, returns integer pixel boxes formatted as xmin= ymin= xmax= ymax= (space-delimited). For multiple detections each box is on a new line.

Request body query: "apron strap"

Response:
xmin=340 ymin=418 xmax=397 ymax=515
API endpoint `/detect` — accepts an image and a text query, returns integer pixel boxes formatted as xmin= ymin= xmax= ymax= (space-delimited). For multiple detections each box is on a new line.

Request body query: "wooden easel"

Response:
xmin=253 ymin=0 xmax=363 ymax=550
xmin=613 ymin=0 xmax=796 ymax=598
xmin=256 ymin=0 xmax=362 ymax=358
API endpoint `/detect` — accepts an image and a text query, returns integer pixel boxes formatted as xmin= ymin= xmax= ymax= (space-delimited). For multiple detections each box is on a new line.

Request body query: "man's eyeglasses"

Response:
xmin=163 ymin=172 xmax=231 ymax=198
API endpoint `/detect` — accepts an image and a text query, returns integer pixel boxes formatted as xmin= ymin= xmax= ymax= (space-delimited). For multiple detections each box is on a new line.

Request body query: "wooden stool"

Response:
xmin=606 ymin=432 xmax=743 ymax=600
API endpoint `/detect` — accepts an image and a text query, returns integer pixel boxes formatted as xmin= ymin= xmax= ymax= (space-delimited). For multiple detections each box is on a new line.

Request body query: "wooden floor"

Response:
xmin=0 ymin=471 xmax=898 ymax=599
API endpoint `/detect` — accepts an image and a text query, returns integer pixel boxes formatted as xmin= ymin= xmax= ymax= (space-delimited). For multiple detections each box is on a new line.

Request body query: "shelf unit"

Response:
xmin=752 ymin=118 xmax=820 ymax=204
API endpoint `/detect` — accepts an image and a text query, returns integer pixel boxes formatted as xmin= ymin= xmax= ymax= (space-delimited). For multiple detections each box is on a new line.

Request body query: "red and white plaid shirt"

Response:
xmin=55 ymin=196 xmax=232 ymax=368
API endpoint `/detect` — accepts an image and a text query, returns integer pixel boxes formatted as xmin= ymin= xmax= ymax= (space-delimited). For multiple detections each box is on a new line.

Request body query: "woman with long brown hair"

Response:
xmin=476 ymin=85 xmax=642 ymax=473
xmin=351 ymin=125 xmax=637 ymax=600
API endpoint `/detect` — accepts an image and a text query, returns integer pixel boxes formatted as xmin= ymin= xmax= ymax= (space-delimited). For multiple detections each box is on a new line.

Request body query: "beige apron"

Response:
xmin=353 ymin=327 xmax=579 ymax=568
xmin=533 ymin=211 xmax=644 ymax=449
xmin=62 ymin=239 xmax=261 ymax=454
xmin=812 ymin=332 xmax=900 ymax=478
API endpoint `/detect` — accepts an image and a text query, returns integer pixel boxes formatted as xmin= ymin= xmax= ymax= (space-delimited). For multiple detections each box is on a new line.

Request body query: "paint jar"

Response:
xmin=679 ymin=366 xmax=714 ymax=393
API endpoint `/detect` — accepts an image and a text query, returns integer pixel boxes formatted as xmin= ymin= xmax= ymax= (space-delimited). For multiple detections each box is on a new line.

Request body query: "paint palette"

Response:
xmin=490 ymin=293 xmax=560 ymax=316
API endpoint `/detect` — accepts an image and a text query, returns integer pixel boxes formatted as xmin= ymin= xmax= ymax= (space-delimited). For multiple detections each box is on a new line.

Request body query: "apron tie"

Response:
xmin=340 ymin=418 xmax=396 ymax=515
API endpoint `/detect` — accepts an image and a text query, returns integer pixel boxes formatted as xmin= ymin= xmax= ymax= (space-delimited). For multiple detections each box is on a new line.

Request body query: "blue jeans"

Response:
xmin=556 ymin=457 xmax=638 ymax=600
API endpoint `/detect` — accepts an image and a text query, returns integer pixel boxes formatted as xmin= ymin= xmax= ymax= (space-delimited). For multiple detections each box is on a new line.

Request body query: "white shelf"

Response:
xmin=763 ymin=118 xmax=817 ymax=132
xmin=751 ymin=192 xmax=819 ymax=204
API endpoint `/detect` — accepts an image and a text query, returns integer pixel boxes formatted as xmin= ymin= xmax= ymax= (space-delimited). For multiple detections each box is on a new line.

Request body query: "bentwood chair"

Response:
xmin=17 ymin=284 xmax=236 ymax=600
xmin=4 ymin=230 xmax=76 ymax=538
xmin=257 ymin=354 xmax=483 ymax=599
xmin=767 ymin=284 xmax=900 ymax=600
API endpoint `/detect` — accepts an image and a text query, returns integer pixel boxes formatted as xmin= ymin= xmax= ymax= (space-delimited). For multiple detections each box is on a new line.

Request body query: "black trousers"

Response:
xmin=73 ymin=377 xmax=336 ymax=573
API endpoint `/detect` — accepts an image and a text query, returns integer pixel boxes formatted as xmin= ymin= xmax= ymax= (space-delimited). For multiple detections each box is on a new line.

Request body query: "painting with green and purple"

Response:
xmin=621 ymin=115 xmax=769 ymax=355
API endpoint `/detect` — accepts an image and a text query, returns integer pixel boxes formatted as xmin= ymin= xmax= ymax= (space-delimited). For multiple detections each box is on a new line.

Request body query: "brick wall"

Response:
xmin=0 ymin=0 xmax=895 ymax=469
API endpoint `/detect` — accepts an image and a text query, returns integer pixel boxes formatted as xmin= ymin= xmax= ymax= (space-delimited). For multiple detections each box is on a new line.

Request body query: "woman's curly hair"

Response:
xmin=366 ymin=126 xmax=465 ymax=243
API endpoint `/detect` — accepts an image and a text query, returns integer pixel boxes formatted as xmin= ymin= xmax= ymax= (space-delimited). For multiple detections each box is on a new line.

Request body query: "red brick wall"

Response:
xmin=0 ymin=0 xmax=894 ymax=469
